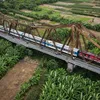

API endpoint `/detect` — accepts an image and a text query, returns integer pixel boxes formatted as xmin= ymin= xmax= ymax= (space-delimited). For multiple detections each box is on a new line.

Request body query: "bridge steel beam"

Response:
xmin=0 ymin=31 xmax=100 ymax=74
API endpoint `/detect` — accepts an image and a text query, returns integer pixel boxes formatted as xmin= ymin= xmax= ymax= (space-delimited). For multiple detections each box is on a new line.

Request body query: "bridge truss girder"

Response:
xmin=0 ymin=12 xmax=100 ymax=57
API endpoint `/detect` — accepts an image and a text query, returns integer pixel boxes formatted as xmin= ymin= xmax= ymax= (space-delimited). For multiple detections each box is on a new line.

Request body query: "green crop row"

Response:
xmin=0 ymin=6 xmax=100 ymax=32
xmin=15 ymin=57 xmax=64 ymax=100
xmin=15 ymin=68 xmax=42 ymax=100
xmin=52 ymin=3 xmax=100 ymax=17
xmin=71 ymin=9 xmax=100 ymax=17
xmin=0 ymin=39 xmax=33 ymax=79
xmin=52 ymin=3 xmax=93 ymax=9
xmin=40 ymin=68 xmax=100 ymax=100
xmin=0 ymin=0 xmax=68 ymax=11
xmin=10 ymin=9 xmax=100 ymax=32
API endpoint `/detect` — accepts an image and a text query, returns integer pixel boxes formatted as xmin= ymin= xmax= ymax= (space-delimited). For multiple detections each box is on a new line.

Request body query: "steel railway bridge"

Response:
xmin=0 ymin=13 xmax=100 ymax=74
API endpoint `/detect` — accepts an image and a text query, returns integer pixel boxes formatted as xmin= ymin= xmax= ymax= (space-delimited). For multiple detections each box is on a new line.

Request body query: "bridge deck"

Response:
xmin=0 ymin=31 xmax=100 ymax=74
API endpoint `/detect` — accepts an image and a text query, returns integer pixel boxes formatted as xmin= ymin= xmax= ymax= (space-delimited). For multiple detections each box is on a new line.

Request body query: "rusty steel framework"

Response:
xmin=0 ymin=12 xmax=100 ymax=57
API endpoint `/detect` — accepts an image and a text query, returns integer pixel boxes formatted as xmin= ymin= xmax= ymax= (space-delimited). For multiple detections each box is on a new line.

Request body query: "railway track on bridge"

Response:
xmin=0 ymin=31 xmax=100 ymax=74
xmin=0 ymin=12 xmax=100 ymax=74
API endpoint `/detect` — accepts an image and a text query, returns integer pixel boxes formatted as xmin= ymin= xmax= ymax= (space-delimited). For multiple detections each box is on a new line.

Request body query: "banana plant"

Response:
xmin=39 ymin=68 xmax=100 ymax=100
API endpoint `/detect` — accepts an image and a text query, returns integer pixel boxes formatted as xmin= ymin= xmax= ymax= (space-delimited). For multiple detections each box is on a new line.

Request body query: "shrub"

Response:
xmin=0 ymin=57 xmax=7 ymax=78
xmin=39 ymin=58 xmax=58 ymax=70
xmin=15 ymin=45 xmax=26 ymax=59
xmin=0 ymin=39 xmax=12 ymax=55
xmin=46 ymin=59 xmax=58 ymax=70
xmin=26 ymin=49 xmax=33 ymax=56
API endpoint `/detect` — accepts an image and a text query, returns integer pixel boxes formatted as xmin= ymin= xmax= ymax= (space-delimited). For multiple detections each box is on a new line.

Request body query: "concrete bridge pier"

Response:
xmin=67 ymin=62 xmax=76 ymax=72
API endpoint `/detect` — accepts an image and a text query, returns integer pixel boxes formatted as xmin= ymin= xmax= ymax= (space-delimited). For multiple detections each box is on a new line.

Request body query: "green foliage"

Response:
xmin=1 ymin=3 xmax=100 ymax=32
xmin=50 ymin=28 xmax=70 ymax=42
xmin=53 ymin=0 xmax=100 ymax=17
xmin=39 ymin=57 xmax=48 ymax=68
xmin=39 ymin=58 xmax=58 ymax=70
xmin=88 ymin=39 xmax=100 ymax=55
xmin=0 ymin=39 xmax=33 ymax=79
xmin=46 ymin=59 xmax=58 ymax=70
xmin=25 ymin=68 xmax=47 ymax=100
xmin=15 ymin=68 xmax=41 ymax=100
xmin=40 ymin=68 xmax=100 ymax=100
xmin=0 ymin=39 xmax=12 ymax=55
xmin=0 ymin=56 xmax=7 ymax=78
xmin=0 ymin=39 xmax=18 ymax=78
xmin=15 ymin=45 xmax=26 ymax=59
xmin=4 ymin=7 xmax=57 ymax=20
xmin=0 ymin=0 xmax=62 ymax=11
xmin=0 ymin=8 xmax=8 ymax=14
xmin=26 ymin=49 xmax=33 ymax=56
xmin=89 ymin=48 xmax=100 ymax=56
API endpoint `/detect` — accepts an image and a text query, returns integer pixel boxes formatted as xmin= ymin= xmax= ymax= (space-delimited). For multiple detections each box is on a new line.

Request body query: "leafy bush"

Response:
xmin=46 ymin=59 xmax=58 ymax=70
xmin=39 ymin=57 xmax=48 ymax=68
xmin=0 ymin=8 xmax=9 ymax=14
xmin=0 ymin=39 xmax=12 ymax=55
xmin=50 ymin=28 xmax=70 ymax=42
xmin=15 ymin=45 xmax=26 ymax=59
xmin=0 ymin=56 xmax=7 ymax=78
xmin=39 ymin=58 xmax=58 ymax=70
xmin=26 ymin=49 xmax=33 ymax=56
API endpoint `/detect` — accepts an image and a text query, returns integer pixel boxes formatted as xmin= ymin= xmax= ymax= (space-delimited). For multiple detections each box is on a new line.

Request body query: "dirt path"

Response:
xmin=0 ymin=57 xmax=38 ymax=100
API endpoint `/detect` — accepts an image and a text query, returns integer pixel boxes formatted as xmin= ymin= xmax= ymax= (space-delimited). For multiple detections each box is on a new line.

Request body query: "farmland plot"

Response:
xmin=0 ymin=57 xmax=38 ymax=100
